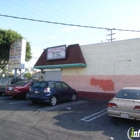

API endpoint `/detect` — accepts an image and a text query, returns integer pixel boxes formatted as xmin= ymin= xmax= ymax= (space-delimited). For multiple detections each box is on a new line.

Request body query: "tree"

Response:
xmin=0 ymin=29 xmax=32 ymax=69
xmin=24 ymin=72 xmax=32 ymax=79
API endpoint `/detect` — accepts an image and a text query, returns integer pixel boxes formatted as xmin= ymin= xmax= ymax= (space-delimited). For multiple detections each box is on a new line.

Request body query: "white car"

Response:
xmin=107 ymin=87 xmax=140 ymax=120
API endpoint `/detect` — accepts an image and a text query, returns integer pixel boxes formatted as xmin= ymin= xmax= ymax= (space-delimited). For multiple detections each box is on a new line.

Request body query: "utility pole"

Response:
xmin=107 ymin=29 xmax=116 ymax=42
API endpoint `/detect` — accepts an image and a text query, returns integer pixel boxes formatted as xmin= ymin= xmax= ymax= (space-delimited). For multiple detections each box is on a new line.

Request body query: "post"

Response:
xmin=14 ymin=69 xmax=17 ymax=78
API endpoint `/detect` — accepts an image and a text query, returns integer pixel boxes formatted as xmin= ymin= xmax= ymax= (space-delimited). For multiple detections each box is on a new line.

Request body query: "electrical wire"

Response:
xmin=0 ymin=14 xmax=140 ymax=32
xmin=40 ymin=0 xmax=87 ymax=38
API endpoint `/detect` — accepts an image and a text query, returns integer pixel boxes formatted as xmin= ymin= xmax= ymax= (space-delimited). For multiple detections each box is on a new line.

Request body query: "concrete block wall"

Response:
xmin=62 ymin=38 xmax=140 ymax=100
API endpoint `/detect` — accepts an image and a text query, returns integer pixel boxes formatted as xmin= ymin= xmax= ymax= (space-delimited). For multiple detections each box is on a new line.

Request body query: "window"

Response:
xmin=32 ymin=82 xmax=48 ymax=88
xmin=14 ymin=81 xmax=28 ymax=86
xmin=50 ymin=83 xmax=55 ymax=88
xmin=115 ymin=89 xmax=140 ymax=100
xmin=55 ymin=83 xmax=62 ymax=89
xmin=62 ymin=83 xmax=69 ymax=89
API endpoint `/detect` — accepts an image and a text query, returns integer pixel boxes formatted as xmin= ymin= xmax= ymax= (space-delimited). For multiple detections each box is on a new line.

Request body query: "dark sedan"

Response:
xmin=5 ymin=80 xmax=32 ymax=98
xmin=27 ymin=81 xmax=77 ymax=106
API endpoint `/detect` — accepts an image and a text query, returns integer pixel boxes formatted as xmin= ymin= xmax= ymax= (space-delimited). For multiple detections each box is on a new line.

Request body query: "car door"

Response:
xmin=61 ymin=82 xmax=72 ymax=99
xmin=54 ymin=82 xmax=65 ymax=99
xmin=24 ymin=83 xmax=31 ymax=92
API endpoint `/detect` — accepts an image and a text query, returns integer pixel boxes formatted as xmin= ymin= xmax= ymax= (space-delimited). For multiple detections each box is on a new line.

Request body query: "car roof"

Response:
xmin=122 ymin=87 xmax=140 ymax=90
xmin=35 ymin=81 xmax=63 ymax=82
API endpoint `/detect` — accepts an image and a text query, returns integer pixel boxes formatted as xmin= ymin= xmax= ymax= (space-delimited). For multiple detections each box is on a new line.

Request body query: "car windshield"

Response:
xmin=32 ymin=82 xmax=48 ymax=88
xmin=11 ymin=78 xmax=22 ymax=84
xmin=14 ymin=81 xmax=29 ymax=86
xmin=115 ymin=89 xmax=140 ymax=100
xmin=0 ymin=77 xmax=11 ymax=84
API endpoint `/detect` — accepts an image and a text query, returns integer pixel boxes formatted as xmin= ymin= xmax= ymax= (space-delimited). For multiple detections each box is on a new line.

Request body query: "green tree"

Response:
xmin=0 ymin=29 xmax=32 ymax=69
xmin=24 ymin=72 xmax=32 ymax=79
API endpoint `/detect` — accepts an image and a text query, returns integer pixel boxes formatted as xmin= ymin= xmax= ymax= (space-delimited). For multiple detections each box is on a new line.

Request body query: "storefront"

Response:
xmin=34 ymin=38 xmax=140 ymax=100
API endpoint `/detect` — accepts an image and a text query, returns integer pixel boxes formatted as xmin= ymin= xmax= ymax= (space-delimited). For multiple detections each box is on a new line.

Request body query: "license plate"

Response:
xmin=120 ymin=113 xmax=129 ymax=118
xmin=35 ymin=91 xmax=38 ymax=94
xmin=8 ymin=87 xmax=12 ymax=90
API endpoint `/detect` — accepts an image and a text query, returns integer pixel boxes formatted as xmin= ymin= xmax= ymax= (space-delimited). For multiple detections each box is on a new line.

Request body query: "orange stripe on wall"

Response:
xmin=90 ymin=78 xmax=114 ymax=91
xmin=62 ymin=75 xmax=140 ymax=93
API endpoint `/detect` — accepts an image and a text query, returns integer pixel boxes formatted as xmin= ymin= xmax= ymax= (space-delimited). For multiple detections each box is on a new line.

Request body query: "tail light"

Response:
xmin=133 ymin=106 xmax=140 ymax=111
xmin=44 ymin=88 xmax=50 ymax=93
xmin=108 ymin=102 xmax=118 ymax=108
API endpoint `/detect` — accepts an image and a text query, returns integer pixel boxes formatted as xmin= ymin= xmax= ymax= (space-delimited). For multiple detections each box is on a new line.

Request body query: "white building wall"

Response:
xmin=62 ymin=38 xmax=140 ymax=94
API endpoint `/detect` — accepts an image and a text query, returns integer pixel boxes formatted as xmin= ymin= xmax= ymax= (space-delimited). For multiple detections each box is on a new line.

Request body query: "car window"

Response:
xmin=50 ymin=83 xmax=55 ymax=88
xmin=14 ymin=81 xmax=29 ymax=86
xmin=62 ymin=83 xmax=69 ymax=89
xmin=11 ymin=78 xmax=22 ymax=84
xmin=32 ymin=82 xmax=48 ymax=88
xmin=115 ymin=89 xmax=140 ymax=100
xmin=1 ymin=77 xmax=11 ymax=84
xmin=55 ymin=83 xmax=62 ymax=89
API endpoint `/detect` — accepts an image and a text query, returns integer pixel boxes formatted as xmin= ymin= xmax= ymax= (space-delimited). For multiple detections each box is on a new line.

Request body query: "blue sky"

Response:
xmin=0 ymin=0 xmax=140 ymax=68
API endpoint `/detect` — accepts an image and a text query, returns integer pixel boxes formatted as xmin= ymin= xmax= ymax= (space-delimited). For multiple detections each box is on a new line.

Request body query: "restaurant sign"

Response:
xmin=47 ymin=45 xmax=66 ymax=60
xmin=8 ymin=39 xmax=26 ymax=69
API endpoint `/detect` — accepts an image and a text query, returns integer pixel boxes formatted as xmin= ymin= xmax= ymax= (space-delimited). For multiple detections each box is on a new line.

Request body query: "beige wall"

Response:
xmin=62 ymin=38 xmax=140 ymax=93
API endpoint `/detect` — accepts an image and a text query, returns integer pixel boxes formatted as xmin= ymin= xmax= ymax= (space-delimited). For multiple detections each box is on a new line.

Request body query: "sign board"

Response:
xmin=47 ymin=45 xmax=66 ymax=60
xmin=8 ymin=39 xmax=26 ymax=69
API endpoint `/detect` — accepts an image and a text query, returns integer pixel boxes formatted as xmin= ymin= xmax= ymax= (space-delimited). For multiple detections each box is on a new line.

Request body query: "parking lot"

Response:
xmin=0 ymin=95 xmax=139 ymax=140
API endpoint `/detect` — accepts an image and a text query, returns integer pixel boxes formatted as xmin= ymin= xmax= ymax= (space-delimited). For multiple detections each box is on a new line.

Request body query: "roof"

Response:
xmin=34 ymin=44 xmax=87 ymax=69
xmin=122 ymin=87 xmax=140 ymax=90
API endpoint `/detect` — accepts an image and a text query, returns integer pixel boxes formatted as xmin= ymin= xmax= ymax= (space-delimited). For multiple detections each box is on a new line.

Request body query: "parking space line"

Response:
xmin=38 ymin=100 xmax=88 ymax=111
xmin=9 ymin=100 xmax=31 ymax=105
xmin=81 ymin=109 xmax=107 ymax=122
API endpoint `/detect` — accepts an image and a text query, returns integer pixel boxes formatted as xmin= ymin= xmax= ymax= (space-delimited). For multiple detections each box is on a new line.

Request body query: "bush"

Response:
xmin=24 ymin=72 xmax=32 ymax=79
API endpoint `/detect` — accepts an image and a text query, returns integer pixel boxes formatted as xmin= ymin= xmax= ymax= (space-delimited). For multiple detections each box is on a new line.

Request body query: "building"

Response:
xmin=34 ymin=38 xmax=140 ymax=100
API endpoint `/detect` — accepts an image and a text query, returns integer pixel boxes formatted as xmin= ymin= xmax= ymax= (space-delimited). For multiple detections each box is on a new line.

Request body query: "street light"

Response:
xmin=113 ymin=59 xmax=131 ymax=93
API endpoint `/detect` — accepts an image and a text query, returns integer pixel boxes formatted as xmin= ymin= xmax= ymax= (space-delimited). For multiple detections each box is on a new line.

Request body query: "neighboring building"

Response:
xmin=34 ymin=38 xmax=140 ymax=100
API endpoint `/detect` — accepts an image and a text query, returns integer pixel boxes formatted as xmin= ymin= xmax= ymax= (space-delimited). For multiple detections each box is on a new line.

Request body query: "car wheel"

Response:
xmin=50 ymin=96 xmax=57 ymax=106
xmin=71 ymin=94 xmax=77 ymax=101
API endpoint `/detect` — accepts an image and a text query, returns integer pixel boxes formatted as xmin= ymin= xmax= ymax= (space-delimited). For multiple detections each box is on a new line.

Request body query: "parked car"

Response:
xmin=5 ymin=80 xmax=32 ymax=98
xmin=26 ymin=81 xmax=77 ymax=106
xmin=107 ymin=87 xmax=140 ymax=120
xmin=0 ymin=77 xmax=23 ymax=95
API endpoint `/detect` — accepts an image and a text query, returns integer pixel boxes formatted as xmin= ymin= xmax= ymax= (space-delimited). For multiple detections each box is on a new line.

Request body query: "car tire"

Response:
xmin=71 ymin=93 xmax=77 ymax=101
xmin=50 ymin=96 xmax=57 ymax=106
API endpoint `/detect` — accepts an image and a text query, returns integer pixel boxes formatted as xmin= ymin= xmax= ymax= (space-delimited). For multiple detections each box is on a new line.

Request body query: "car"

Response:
xmin=5 ymin=80 xmax=32 ymax=98
xmin=0 ymin=77 xmax=23 ymax=95
xmin=26 ymin=81 xmax=77 ymax=106
xmin=107 ymin=87 xmax=140 ymax=120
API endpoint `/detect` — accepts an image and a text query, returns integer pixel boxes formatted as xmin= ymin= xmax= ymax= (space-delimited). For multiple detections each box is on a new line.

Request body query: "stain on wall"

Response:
xmin=90 ymin=78 xmax=114 ymax=91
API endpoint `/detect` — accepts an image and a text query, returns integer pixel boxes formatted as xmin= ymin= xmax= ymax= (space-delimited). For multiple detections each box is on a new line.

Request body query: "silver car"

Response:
xmin=107 ymin=87 xmax=140 ymax=120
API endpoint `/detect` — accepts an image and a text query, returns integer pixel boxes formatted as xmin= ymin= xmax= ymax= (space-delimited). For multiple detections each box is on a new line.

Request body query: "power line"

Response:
xmin=1 ymin=14 xmax=140 ymax=32
xmin=40 ymin=0 xmax=87 ymax=38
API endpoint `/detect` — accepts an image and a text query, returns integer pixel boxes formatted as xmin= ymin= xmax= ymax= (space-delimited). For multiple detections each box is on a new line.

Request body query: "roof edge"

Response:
xmin=33 ymin=63 xmax=87 ymax=69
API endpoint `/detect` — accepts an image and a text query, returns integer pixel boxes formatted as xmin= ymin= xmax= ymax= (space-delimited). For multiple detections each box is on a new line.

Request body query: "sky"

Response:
xmin=0 ymin=0 xmax=140 ymax=68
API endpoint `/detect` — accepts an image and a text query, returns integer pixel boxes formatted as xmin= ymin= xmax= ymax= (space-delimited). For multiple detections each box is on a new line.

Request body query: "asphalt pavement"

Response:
xmin=0 ymin=95 xmax=139 ymax=140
